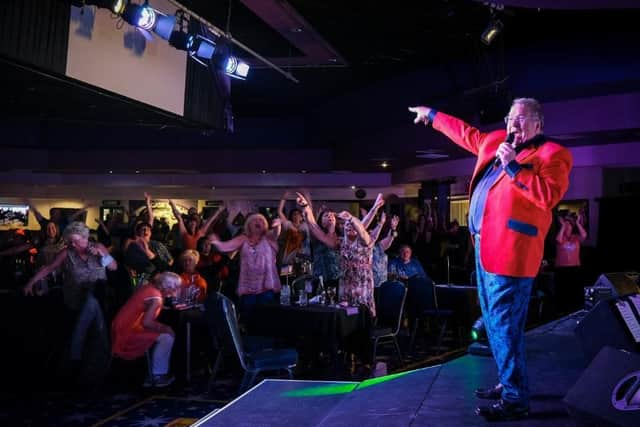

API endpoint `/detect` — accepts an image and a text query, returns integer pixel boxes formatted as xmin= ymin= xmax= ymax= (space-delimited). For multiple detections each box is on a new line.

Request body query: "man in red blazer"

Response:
xmin=410 ymin=98 xmax=572 ymax=421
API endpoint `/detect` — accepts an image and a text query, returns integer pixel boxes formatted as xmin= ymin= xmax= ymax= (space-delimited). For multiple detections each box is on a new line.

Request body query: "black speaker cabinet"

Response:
xmin=564 ymin=346 xmax=640 ymax=427
xmin=575 ymin=298 xmax=640 ymax=364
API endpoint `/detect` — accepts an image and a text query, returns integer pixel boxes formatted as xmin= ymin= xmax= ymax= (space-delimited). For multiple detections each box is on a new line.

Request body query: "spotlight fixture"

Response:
xmin=152 ymin=13 xmax=177 ymax=40
xmin=121 ymin=3 xmax=156 ymax=31
xmin=481 ymin=18 xmax=503 ymax=45
xmin=210 ymin=38 xmax=250 ymax=80
xmin=191 ymin=36 xmax=217 ymax=60
xmin=223 ymin=56 xmax=250 ymax=80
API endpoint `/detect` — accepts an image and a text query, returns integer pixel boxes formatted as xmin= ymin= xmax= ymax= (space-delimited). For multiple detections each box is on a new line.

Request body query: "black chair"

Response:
xmin=215 ymin=293 xmax=298 ymax=393
xmin=203 ymin=293 xmax=227 ymax=392
xmin=407 ymin=277 xmax=455 ymax=355
xmin=371 ymin=280 xmax=407 ymax=364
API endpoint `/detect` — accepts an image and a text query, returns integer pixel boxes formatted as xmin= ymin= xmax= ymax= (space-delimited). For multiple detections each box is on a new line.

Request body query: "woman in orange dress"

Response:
xmin=111 ymin=272 xmax=181 ymax=387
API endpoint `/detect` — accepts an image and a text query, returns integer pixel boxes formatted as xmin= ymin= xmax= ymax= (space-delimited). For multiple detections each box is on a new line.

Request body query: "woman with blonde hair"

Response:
xmin=178 ymin=249 xmax=208 ymax=303
xmin=111 ymin=271 xmax=181 ymax=387
xmin=209 ymin=213 xmax=281 ymax=321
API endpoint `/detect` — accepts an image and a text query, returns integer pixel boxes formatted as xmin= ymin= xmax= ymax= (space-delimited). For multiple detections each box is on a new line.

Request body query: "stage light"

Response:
xmin=210 ymin=38 xmax=250 ymax=79
xmin=152 ymin=13 xmax=176 ymax=40
xmin=224 ymin=56 xmax=250 ymax=80
xmin=481 ymin=18 xmax=503 ymax=45
xmin=168 ymin=30 xmax=194 ymax=51
xmin=121 ymin=3 xmax=156 ymax=30
xmin=191 ymin=37 xmax=216 ymax=60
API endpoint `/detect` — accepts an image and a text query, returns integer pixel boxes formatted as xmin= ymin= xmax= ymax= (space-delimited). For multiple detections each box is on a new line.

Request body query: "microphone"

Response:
xmin=494 ymin=132 xmax=515 ymax=167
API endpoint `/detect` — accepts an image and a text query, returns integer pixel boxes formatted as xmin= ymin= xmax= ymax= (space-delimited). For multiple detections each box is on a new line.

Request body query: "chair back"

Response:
xmin=377 ymin=280 xmax=407 ymax=335
xmin=407 ymin=276 xmax=438 ymax=316
xmin=218 ymin=293 xmax=250 ymax=371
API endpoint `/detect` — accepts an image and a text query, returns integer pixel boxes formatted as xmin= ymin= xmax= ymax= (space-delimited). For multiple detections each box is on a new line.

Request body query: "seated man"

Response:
xmin=388 ymin=245 xmax=428 ymax=281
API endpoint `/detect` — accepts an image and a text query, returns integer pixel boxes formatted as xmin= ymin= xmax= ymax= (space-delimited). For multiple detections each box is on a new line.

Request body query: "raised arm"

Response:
xmin=296 ymin=192 xmax=338 ymax=249
xmin=555 ymin=217 xmax=568 ymax=244
xmin=576 ymin=212 xmax=588 ymax=242
xmin=368 ymin=212 xmax=387 ymax=243
xmin=209 ymin=233 xmax=248 ymax=254
xmin=338 ymin=211 xmax=372 ymax=247
xmin=199 ymin=204 xmax=225 ymax=236
xmin=23 ymin=249 xmax=68 ymax=295
xmin=26 ymin=199 xmax=47 ymax=225
xmin=278 ymin=192 xmax=292 ymax=227
xmin=68 ymin=202 xmax=91 ymax=222
xmin=0 ymin=242 xmax=33 ymax=257
xmin=361 ymin=193 xmax=385 ymax=229
xmin=144 ymin=192 xmax=154 ymax=228
xmin=267 ymin=218 xmax=282 ymax=242
xmin=95 ymin=218 xmax=110 ymax=236
xmin=379 ymin=215 xmax=399 ymax=251
xmin=168 ymin=199 xmax=187 ymax=235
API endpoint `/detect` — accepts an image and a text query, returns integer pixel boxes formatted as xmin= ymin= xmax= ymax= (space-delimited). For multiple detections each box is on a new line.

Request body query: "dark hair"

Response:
xmin=135 ymin=222 xmax=152 ymax=235
xmin=288 ymin=208 xmax=302 ymax=221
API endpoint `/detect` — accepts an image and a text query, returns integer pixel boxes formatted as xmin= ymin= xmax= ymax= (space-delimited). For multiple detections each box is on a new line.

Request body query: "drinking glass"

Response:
xmin=327 ymin=287 xmax=336 ymax=305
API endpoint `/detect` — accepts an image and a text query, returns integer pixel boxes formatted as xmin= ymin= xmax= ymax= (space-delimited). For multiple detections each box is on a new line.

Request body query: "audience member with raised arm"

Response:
xmin=208 ymin=213 xmax=281 ymax=322
xmin=554 ymin=210 xmax=588 ymax=313
xmin=23 ymin=221 xmax=117 ymax=381
xmin=297 ymin=192 xmax=376 ymax=317
xmin=277 ymin=191 xmax=311 ymax=267
xmin=410 ymin=97 xmax=572 ymax=420
xmin=169 ymin=199 xmax=224 ymax=251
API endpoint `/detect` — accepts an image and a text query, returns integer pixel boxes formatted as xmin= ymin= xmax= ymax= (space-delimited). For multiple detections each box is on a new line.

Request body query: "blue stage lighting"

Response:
xmin=121 ymin=3 xmax=156 ymax=30
xmin=210 ymin=38 xmax=250 ymax=79
xmin=191 ymin=37 xmax=216 ymax=60
xmin=224 ymin=56 xmax=250 ymax=80
xmin=153 ymin=13 xmax=176 ymax=40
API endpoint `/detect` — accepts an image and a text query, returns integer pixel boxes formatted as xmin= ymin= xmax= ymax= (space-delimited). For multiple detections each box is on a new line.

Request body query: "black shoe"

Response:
xmin=474 ymin=383 xmax=503 ymax=399
xmin=475 ymin=399 xmax=529 ymax=421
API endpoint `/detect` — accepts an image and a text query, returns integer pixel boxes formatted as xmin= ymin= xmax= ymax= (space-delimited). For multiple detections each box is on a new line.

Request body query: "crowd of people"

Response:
xmin=0 ymin=56 xmax=612 ymax=419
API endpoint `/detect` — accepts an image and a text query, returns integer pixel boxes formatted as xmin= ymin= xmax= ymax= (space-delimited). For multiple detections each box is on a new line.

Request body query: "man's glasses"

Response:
xmin=504 ymin=115 xmax=538 ymax=124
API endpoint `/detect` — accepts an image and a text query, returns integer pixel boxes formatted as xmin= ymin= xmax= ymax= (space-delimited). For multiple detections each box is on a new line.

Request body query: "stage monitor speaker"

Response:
xmin=564 ymin=346 xmax=640 ymax=427
xmin=575 ymin=296 xmax=640 ymax=364
xmin=594 ymin=272 xmax=640 ymax=297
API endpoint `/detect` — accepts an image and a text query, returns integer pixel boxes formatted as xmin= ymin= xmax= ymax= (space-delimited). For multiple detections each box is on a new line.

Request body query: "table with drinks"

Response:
xmin=160 ymin=284 xmax=206 ymax=383
xmin=249 ymin=278 xmax=372 ymax=375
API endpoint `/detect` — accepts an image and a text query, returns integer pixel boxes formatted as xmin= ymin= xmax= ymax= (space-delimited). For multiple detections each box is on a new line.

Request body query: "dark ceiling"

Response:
xmin=1 ymin=0 xmax=640 ymax=173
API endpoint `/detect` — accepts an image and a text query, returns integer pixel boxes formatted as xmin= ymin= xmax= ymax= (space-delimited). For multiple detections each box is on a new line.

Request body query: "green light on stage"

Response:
xmin=357 ymin=370 xmax=411 ymax=389
xmin=281 ymin=383 xmax=358 ymax=397
xmin=471 ymin=329 xmax=479 ymax=341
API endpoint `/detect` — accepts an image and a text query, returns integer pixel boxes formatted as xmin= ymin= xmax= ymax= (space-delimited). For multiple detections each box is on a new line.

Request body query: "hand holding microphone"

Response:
xmin=494 ymin=132 xmax=516 ymax=167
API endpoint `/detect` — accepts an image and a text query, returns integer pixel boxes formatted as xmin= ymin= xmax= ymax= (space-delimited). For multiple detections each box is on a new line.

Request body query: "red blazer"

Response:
xmin=433 ymin=112 xmax=573 ymax=277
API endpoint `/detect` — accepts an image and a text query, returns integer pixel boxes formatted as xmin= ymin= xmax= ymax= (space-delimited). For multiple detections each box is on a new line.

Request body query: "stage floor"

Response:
xmin=194 ymin=312 xmax=589 ymax=427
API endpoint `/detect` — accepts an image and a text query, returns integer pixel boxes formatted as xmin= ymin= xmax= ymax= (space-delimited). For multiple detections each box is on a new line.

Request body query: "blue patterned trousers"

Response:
xmin=475 ymin=235 xmax=533 ymax=406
